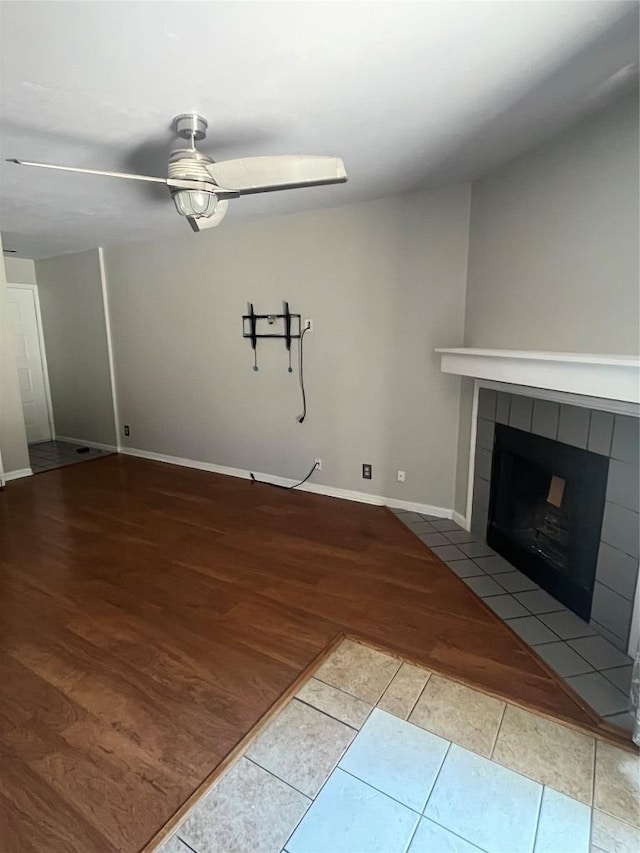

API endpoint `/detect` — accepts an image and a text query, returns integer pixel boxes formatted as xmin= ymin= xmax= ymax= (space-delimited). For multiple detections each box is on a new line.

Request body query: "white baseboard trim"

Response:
xmin=118 ymin=446 xmax=454 ymax=519
xmin=384 ymin=497 xmax=453 ymax=518
xmin=452 ymin=511 xmax=468 ymax=529
xmin=55 ymin=435 xmax=117 ymax=452
xmin=3 ymin=467 xmax=33 ymax=481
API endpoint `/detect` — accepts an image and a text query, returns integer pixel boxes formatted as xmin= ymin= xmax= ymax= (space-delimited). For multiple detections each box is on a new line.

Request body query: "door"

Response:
xmin=7 ymin=286 xmax=52 ymax=444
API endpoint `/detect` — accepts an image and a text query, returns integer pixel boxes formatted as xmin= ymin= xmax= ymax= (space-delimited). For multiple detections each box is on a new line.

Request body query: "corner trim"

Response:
xmin=118 ymin=446 xmax=454 ymax=519
xmin=98 ymin=247 xmax=121 ymax=451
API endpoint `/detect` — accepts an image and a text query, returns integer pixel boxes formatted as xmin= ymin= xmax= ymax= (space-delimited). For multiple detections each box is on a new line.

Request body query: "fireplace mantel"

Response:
xmin=435 ymin=348 xmax=640 ymax=405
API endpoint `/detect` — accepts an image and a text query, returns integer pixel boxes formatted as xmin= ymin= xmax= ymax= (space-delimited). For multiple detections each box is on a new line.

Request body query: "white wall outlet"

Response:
xmin=314 ymin=457 xmax=322 ymax=470
xmin=304 ymin=318 xmax=313 ymax=332
xmin=397 ymin=470 xmax=406 ymax=483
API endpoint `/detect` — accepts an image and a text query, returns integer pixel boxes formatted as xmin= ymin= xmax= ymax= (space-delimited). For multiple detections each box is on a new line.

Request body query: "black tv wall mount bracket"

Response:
xmin=242 ymin=301 xmax=302 ymax=371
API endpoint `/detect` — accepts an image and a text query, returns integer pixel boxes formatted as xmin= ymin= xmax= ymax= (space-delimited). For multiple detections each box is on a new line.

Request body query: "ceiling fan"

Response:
xmin=6 ymin=113 xmax=348 ymax=232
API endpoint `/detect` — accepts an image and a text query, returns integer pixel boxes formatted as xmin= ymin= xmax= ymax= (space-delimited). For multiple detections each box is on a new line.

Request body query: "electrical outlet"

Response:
xmin=314 ymin=457 xmax=322 ymax=471
xmin=397 ymin=470 xmax=406 ymax=483
xmin=362 ymin=463 xmax=372 ymax=480
xmin=123 ymin=425 xmax=130 ymax=437
xmin=304 ymin=318 xmax=313 ymax=332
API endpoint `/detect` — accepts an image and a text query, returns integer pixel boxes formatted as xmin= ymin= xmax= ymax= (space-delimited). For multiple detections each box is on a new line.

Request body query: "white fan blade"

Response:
xmin=206 ymin=156 xmax=347 ymax=196
xmin=186 ymin=200 xmax=229 ymax=232
xmin=6 ymin=158 xmax=224 ymax=193
xmin=7 ymin=158 xmax=169 ymax=184
xmin=7 ymin=158 xmax=240 ymax=199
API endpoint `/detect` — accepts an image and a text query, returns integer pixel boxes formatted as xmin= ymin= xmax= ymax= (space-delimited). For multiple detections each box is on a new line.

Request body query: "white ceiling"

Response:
xmin=1 ymin=1 xmax=638 ymax=259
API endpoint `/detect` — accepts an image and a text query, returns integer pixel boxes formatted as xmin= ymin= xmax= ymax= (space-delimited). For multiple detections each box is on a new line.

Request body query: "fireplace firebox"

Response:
xmin=487 ymin=424 xmax=609 ymax=621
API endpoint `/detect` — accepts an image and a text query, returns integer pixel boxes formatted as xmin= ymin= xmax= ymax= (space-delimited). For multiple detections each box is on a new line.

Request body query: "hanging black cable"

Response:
xmin=296 ymin=323 xmax=310 ymax=423
xmin=249 ymin=460 xmax=319 ymax=490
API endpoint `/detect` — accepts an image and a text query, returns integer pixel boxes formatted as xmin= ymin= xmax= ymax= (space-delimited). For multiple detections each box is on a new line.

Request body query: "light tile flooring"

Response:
xmin=392 ymin=510 xmax=636 ymax=732
xmin=158 ymin=639 xmax=639 ymax=853
xmin=28 ymin=439 xmax=108 ymax=473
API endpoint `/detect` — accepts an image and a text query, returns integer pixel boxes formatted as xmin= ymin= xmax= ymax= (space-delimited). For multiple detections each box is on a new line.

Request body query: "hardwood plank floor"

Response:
xmin=0 ymin=455 xmax=619 ymax=851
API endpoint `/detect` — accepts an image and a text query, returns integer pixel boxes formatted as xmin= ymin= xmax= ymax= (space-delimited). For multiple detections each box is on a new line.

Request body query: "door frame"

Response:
xmin=7 ymin=282 xmax=56 ymax=442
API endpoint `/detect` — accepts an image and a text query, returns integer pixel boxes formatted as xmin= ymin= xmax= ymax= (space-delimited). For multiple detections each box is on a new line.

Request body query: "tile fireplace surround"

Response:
xmin=470 ymin=388 xmax=639 ymax=656
xmin=436 ymin=347 xmax=640 ymax=661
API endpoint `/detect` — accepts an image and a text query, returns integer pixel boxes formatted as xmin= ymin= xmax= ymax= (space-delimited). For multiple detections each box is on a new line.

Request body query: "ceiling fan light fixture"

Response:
xmin=172 ymin=189 xmax=217 ymax=218
xmin=8 ymin=113 xmax=348 ymax=235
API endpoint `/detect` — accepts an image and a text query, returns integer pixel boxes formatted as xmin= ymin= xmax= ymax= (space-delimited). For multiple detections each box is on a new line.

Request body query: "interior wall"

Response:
xmin=34 ymin=248 xmax=117 ymax=447
xmin=0 ymin=242 xmax=30 ymax=475
xmin=104 ymin=185 xmax=471 ymax=509
xmin=464 ymin=91 xmax=640 ymax=355
xmin=454 ymin=91 xmax=640 ymax=518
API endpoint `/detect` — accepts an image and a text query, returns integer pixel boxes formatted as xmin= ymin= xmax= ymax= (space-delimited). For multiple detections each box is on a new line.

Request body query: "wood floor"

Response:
xmin=0 ymin=455 xmax=619 ymax=852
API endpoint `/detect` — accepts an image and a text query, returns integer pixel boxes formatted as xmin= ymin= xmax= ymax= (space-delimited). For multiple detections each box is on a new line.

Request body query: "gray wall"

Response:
xmin=464 ymin=92 xmax=640 ymax=355
xmin=35 ymin=249 xmax=117 ymax=447
xmin=104 ymin=186 xmax=471 ymax=507
xmin=0 ymin=245 xmax=30 ymax=474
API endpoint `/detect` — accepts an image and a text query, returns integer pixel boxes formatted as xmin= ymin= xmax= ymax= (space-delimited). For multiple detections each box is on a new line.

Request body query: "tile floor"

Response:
xmin=28 ymin=439 xmax=108 ymax=473
xmin=158 ymin=639 xmax=639 ymax=853
xmin=392 ymin=510 xmax=636 ymax=732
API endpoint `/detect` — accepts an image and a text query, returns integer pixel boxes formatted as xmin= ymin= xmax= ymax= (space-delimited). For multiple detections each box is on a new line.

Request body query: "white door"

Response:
xmin=7 ymin=286 xmax=52 ymax=444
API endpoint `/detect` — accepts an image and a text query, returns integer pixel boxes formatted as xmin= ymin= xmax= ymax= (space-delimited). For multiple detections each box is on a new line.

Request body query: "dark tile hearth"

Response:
xmin=506 ymin=616 xmax=559 ymax=646
xmin=392 ymin=508 xmax=635 ymax=732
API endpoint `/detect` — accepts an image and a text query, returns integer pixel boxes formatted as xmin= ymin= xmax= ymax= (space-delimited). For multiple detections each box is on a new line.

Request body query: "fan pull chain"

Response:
xmin=253 ymin=349 xmax=259 ymax=372
xmin=288 ymin=349 xmax=293 ymax=373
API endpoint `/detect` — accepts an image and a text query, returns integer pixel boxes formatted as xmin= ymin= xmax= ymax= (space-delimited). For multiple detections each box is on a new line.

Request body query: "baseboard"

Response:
xmin=384 ymin=496 xmax=453 ymax=518
xmin=3 ymin=467 xmax=33 ymax=481
xmin=452 ymin=511 xmax=468 ymax=530
xmin=118 ymin=446 xmax=454 ymax=519
xmin=55 ymin=435 xmax=117 ymax=452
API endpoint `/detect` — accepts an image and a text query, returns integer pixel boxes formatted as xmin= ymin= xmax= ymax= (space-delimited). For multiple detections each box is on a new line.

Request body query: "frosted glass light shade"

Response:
xmin=173 ymin=190 xmax=218 ymax=217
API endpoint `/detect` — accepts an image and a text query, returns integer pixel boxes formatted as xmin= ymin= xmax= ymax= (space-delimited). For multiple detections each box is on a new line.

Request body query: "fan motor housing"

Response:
xmin=168 ymin=148 xmax=215 ymax=182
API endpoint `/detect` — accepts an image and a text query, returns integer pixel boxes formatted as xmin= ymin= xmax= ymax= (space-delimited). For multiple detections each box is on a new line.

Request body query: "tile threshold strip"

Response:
xmin=140 ymin=633 xmax=347 ymax=852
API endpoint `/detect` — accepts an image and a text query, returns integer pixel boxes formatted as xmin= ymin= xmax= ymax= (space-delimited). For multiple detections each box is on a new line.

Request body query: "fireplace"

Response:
xmin=487 ymin=424 xmax=609 ymax=620
xmin=471 ymin=388 xmax=639 ymax=652
xmin=435 ymin=350 xmax=640 ymax=653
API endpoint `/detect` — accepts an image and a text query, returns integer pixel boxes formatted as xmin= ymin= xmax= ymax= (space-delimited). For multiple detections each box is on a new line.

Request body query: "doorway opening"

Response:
xmin=7 ymin=274 xmax=117 ymax=475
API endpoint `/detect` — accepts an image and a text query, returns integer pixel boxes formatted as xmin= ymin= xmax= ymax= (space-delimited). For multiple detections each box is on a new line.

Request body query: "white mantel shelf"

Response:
xmin=436 ymin=348 xmax=640 ymax=405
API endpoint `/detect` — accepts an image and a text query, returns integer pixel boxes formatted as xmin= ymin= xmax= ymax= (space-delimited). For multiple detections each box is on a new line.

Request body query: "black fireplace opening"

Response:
xmin=487 ymin=424 xmax=609 ymax=621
